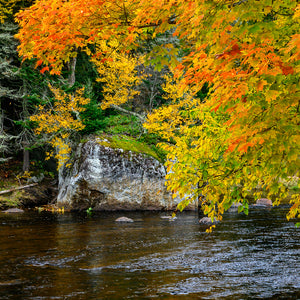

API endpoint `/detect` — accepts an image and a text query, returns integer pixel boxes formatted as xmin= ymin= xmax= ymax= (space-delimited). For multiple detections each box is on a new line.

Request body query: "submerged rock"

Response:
xmin=115 ymin=217 xmax=134 ymax=223
xmin=2 ymin=208 xmax=24 ymax=213
xmin=57 ymin=139 xmax=189 ymax=211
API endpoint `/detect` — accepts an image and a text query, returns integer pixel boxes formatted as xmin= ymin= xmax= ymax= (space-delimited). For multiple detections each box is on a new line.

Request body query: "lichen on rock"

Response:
xmin=57 ymin=137 xmax=187 ymax=211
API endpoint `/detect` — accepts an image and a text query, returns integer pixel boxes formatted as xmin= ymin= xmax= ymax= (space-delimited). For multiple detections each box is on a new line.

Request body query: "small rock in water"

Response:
xmin=160 ymin=215 xmax=177 ymax=221
xmin=228 ymin=202 xmax=242 ymax=212
xmin=255 ymin=198 xmax=272 ymax=207
xmin=115 ymin=217 xmax=134 ymax=223
xmin=199 ymin=217 xmax=219 ymax=225
xmin=3 ymin=208 xmax=24 ymax=213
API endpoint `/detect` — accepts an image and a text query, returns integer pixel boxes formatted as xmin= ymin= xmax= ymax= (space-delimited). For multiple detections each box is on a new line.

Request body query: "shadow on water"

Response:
xmin=0 ymin=207 xmax=299 ymax=299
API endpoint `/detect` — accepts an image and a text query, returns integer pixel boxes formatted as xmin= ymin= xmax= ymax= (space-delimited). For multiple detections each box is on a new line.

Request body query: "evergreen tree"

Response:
xmin=0 ymin=22 xmax=21 ymax=162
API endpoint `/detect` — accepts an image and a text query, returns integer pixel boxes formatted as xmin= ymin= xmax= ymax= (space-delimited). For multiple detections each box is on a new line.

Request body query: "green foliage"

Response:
xmin=19 ymin=60 xmax=53 ymax=96
xmin=86 ymin=207 xmax=92 ymax=216
xmin=0 ymin=22 xmax=20 ymax=102
xmin=80 ymin=98 xmax=107 ymax=134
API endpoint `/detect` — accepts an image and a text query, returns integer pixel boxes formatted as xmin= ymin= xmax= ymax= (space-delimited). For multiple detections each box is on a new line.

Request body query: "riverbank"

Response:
xmin=0 ymin=160 xmax=57 ymax=210
xmin=0 ymin=179 xmax=57 ymax=211
xmin=0 ymin=176 xmax=297 ymax=212
xmin=0 ymin=159 xmax=298 ymax=212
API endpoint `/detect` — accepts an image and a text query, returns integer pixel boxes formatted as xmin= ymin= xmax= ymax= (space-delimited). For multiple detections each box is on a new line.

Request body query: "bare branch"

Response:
xmin=110 ymin=104 xmax=145 ymax=122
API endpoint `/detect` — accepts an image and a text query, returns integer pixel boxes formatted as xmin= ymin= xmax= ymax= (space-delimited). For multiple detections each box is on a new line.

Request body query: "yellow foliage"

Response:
xmin=0 ymin=0 xmax=18 ymax=23
xmin=17 ymin=170 xmax=33 ymax=180
xmin=92 ymin=40 xmax=145 ymax=110
xmin=30 ymin=86 xmax=89 ymax=170
xmin=15 ymin=0 xmax=300 ymax=225
xmin=143 ymin=1 xmax=300 ymax=225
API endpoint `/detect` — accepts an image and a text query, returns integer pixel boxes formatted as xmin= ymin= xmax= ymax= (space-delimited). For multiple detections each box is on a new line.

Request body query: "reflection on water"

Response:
xmin=0 ymin=207 xmax=299 ymax=299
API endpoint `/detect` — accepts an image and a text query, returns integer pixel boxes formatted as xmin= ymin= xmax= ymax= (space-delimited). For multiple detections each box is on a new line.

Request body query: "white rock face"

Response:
xmin=57 ymin=139 xmax=188 ymax=211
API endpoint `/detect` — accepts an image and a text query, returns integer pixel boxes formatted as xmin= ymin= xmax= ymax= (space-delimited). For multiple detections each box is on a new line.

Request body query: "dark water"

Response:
xmin=0 ymin=207 xmax=299 ymax=300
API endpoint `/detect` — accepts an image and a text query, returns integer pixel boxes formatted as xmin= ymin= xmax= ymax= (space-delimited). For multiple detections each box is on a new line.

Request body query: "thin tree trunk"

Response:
xmin=23 ymin=147 xmax=30 ymax=172
xmin=68 ymin=56 xmax=77 ymax=87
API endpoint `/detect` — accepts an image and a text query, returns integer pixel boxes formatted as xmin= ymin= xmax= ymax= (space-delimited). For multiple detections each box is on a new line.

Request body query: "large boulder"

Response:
xmin=57 ymin=138 xmax=191 ymax=211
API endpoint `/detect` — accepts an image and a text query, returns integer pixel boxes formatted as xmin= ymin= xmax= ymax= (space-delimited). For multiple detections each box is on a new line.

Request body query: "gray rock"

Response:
xmin=57 ymin=139 xmax=190 ymax=211
xmin=199 ymin=217 xmax=219 ymax=225
xmin=228 ymin=202 xmax=242 ymax=212
xmin=115 ymin=217 xmax=134 ymax=223
xmin=3 ymin=208 xmax=24 ymax=213
xmin=255 ymin=198 xmax=272 ymax=207
xmin=28 ymin=173 xmax=44 ymax=183
xmin=160 ymin=215 xmax=177 ymax=221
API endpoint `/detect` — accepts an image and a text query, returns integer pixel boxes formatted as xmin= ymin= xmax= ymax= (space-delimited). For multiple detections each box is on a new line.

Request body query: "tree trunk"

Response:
xmin=68 ymin=56 xmax=77 ymax=87
xmin=21 ymin=140 xmax=30 ymax=172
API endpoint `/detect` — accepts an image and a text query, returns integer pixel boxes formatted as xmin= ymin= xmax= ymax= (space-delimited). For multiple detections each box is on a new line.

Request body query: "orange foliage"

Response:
xmin=16 ymin=0 xmax=300 ymax=223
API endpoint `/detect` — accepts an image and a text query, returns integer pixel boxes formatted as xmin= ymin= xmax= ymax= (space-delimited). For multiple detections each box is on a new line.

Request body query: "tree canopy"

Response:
xmin=15 ymin=0 xmax=300 ymax=224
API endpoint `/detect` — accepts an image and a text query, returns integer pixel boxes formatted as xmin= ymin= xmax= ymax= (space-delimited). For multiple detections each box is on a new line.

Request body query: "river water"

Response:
xmin=0 ymin=206 xmax=299 ymax=299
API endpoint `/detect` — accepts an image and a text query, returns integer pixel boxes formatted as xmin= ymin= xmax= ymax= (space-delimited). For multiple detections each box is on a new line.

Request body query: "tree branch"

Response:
xmin=110 ymin=104 xmax=145 ymax=122
xmin=0 ymin=183 xmax=38 ymax=195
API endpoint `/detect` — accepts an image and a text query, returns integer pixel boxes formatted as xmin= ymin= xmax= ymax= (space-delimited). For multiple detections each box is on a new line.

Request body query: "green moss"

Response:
xmin=104 ymin=115 xmax=142 ymax=136
xmin=0 ymin=190 xmax=23 ymax=209
xmin=96 ymin=134 xmax=164 ymax=162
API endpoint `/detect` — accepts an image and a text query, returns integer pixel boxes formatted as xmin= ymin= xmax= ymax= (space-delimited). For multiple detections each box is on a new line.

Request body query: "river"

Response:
xmin=0 ymin=206 xmax=299 ymax=299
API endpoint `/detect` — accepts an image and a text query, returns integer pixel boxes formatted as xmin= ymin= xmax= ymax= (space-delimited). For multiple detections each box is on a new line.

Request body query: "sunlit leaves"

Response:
xmin=15 ymin=0 xmax=143 ymax=74
xmin=30 ymin=86 xmax=89 ymax=169
xmin=91 ymin=40 xmax=145 ymax=110
xmin=145 ymin=1 xmax=300 ymax=222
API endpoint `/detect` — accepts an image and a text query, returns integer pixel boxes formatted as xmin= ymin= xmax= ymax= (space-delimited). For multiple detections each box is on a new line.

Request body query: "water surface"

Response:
xmin=0 ymin=207 xmax=299 ymax=299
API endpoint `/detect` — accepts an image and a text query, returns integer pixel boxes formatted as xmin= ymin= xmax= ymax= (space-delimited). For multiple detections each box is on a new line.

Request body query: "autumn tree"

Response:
xmin=91 ymin=39 xmax=146 ymax=121
xmin=144 ymin=0 xmax=300 ymax=225
xmin=30 ymin=86 xmax=89 ymax=172
xmin=15 ymin=0 xmax=300 ymax=224
xmin=15 ymin=0 xmax=165 ymax=120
